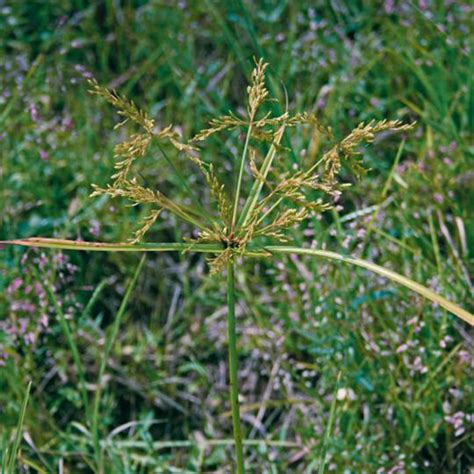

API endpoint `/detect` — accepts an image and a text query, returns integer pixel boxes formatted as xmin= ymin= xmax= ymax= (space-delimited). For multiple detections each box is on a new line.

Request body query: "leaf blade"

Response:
xmin=266 ymin=245 xmax=473 ymax=326
xmin=7 ymin=381 xmax=32 ymax=473
xmin=0 ymin=238 xmax=222 ymax=253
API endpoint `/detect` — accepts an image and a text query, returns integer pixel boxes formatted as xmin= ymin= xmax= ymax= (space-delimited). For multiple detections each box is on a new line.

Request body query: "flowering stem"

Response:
xmin=237 ymin=125 xmax=285 ymax=229
xmin=232 ymin=123 xmax=253 ymax=230
xmin=227 ymin=260 xmax=245 ymax=473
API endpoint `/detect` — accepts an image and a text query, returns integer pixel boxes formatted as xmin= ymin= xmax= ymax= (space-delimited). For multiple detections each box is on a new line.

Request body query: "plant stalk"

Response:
xmin=226 ymin=260 xmax=245 ymax=473
xmin=231 ymin=123 xmax=253 ymax=230
xmin=237 ymin=125 xmax=285 ymax=229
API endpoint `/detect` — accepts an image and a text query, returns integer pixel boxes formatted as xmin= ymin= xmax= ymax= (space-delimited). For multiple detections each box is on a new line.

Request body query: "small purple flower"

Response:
xmin=39 ymin=149 xmax=49 ymax=161
xmin=39 ymin=314 xmax=49 ymax=328
xmin=370 ymin=98 xmax=381 ymax=108
xmin=53 ymin=253 xmax=65 ymax=266
xmin=29 ymin=103 xmax=39 ymax=122
xmin=70 ymin=39 xmax=84 ymax=49
xmin=89 ymin=219 xmax=101 ymax=237
xmin=18 ymin=318 xmax=28 ymax=332
xmin=418 ymin=0 xmax=429 ymax=11
xmin=412 ymin=356 xmax=428 ymax=374
xmin=24 ymin=332 xmax=36 ymax=346
xmin=396 ymin=343 xmax=409 ymax=354
xmin=35 ymin=282 xmax=45 ymax=298
xmin=0 ymin=347 xmax=8 ymax=366
xmin=74 ymin=64 xmax=93 ymax=79
xmin=458 ymin=350 xmax=471 ymax=364
xmin=384 ymin=0 xmax=395 ymax=14
xmin=445 ymin=411 xmax=472 ymax=437
xmin=443 ymin=157 xmax=453 ymax=166
xmin=38 ymin=253 xmax=48 ymax=269
xmin=7 ymin=277 xmax=23 ymax=295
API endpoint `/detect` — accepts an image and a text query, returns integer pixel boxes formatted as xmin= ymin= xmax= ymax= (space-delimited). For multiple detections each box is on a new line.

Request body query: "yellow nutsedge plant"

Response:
xmin=88 ymin=59 xmax=414 ymax=273
xmin=5 ymin=59 xmax=473 ymax=473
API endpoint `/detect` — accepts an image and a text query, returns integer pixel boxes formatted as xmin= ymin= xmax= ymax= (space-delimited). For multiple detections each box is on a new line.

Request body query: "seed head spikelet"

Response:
xmin=247 ymin=57 xmax=269 ymax=121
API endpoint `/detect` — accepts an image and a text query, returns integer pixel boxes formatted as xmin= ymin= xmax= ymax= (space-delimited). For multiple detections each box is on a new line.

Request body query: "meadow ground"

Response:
xmin=0 ymin=1 xmax=472 ymax=472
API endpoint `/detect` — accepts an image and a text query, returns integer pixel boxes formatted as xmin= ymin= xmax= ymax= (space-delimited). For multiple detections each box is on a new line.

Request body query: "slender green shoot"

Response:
xmin=231 ymin=124 xmax=253 ymax=230
xmin=80 ymin=279 xmax=108 ymax=323
xmin=92 ymin=255 xmax=146 ymax=471
xmin=6 ymin=381 xmax=32 ymax=474
xmin=318 ymin=372 xmax=341 ymax=474
xmin=361 ymin=139 xmax=406 ymax=253
xmin=237 ymin=126 xmax=285 ymax=229
xmin=42 ymin=278 xmax=90 ymax=420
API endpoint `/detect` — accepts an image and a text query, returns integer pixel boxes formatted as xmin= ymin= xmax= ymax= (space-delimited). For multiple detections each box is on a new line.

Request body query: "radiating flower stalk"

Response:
xmin=5 ymin=59 xmax=473 ymax=472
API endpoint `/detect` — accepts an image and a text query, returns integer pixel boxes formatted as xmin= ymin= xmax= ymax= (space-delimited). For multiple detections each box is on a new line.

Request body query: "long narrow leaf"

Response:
xmin=7 ymin=381 xmax=32 ymax=473
xmin=92 ymin=255 xmax=146 ymax=468
xmin=0 ymin=238 xmax=222 ymax=253
xmin=266 ymin=246 xmax=473 ymax=326
xmin=318 ymin=371 xmax=341 ymax=474
xmin=3 ymin=238 xmax=471 ymax=324
xmin=42 ymin=278 xmax=90 ymax=419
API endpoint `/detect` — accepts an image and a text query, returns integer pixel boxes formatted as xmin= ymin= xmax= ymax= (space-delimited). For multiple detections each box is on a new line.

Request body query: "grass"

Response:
xmin=0 ymin=1 xmax=473 ymax=472
xmin=3 ymin=381 xmax=32 ymax=474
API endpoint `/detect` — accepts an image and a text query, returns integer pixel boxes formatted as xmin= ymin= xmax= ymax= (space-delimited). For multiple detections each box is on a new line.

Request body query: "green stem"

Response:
xmin=237 ymin=125 xmax=285 ymax=229
xmin=255 ymin=196 xmax=283 ymax=227
xmin=226 ymin=260 xmax=245 ymax=473
xmin=232 ymin=123 xmax=253 ymax=230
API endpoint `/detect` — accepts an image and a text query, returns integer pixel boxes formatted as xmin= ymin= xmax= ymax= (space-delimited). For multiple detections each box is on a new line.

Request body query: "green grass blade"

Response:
xmin=42 ymin=279 xmax=90 ymax=421
xmin=80 ymin=279 xmax=108 ymax=323
xmin=203 ymin=0 xmax=249 ymax=75
xmin=7 ymin=381 xmax=32 ymax=474
xmin=265 ymin=246 xmax=474 ymax=326
xmin=361 ymin=139 xmax=406 ymax=252
xmin=92 ymin=255 xmax=146 ymax=470
xmin=318 ymin=371 xmax=341 ymax=474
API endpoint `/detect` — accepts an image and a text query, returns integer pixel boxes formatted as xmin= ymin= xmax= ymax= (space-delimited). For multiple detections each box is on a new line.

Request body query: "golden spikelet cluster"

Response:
xmin=89 ymin=60 xmax=415 ymax=273
xmin=247 ymin=58 xmax=269 ymax=120
xmin=319 ymin=119 xmax=415 ymax=184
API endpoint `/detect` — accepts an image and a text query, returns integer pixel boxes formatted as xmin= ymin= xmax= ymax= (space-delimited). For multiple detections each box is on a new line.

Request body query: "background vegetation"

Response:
xmin=0 ymin=1 xmax=472 ymax=472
